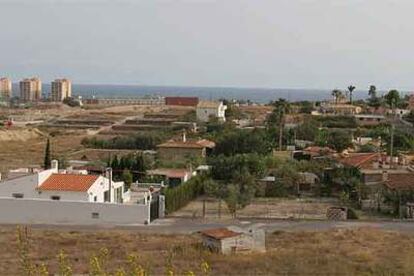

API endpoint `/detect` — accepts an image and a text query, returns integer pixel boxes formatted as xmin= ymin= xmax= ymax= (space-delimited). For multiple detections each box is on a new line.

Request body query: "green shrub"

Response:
xmin=347 ymin=208 xmax=359 ymax=220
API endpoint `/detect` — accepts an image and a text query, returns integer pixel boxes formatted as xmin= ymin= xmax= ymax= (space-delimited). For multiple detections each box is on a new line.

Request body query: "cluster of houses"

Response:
xmin=293 ymin=145 xmax=414 ymax=215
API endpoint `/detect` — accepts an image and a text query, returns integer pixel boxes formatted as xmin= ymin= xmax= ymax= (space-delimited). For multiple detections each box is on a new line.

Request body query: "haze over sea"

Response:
xmin=12 ymin=84 xmax=379 ymax=104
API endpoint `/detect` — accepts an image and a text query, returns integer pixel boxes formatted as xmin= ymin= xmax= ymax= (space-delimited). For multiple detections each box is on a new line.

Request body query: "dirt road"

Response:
xmin=2 ymin=218 xmax=414 ymax=234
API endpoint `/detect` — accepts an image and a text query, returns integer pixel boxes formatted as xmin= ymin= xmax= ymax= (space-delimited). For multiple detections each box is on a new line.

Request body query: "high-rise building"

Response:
xmin=19 ymin=78 xmax=42 ymax=102
xmin=0 ymin=77 xmax=12 ymax=100
xmin=51 ymin=79 xmax=72 ymax=102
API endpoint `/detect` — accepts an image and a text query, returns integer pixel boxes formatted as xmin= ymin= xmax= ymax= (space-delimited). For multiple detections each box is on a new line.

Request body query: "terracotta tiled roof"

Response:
xmin=165 ymin=97 xmax=199 ymax=106
xmin=157 ymin=139 xmax=215 ymax=149
xmin=304 ymin=146 xmax=336 ymax=155
xmin=337 ymin=153 xmax=380 ymax=168
xmin=195 ymin=139 xmax=216 ymax=148
xmin=38 ymin=174 xmax=99 ymax=192
xmin=385 ymin=173 xmax=414 ymax=190
xmin=200 ymin=228 xmax=241 ymax=240
xmin=147 ymin=169 xmax=190 ymax=179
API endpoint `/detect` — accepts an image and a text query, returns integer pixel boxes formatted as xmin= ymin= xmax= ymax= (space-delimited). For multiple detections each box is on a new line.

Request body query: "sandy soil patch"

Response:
xmin=172 ymin=197 xmax=340 ymax=219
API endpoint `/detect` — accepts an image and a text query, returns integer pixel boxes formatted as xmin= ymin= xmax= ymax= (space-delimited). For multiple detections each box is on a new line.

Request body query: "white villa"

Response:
xmin=196 ymin=100 xmax=227 ymax=122
xmin=0 ymin=160 xmax=126 ymax=203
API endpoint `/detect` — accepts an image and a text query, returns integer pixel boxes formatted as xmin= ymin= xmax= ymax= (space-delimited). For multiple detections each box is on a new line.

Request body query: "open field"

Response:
xmin=172 ymin=197 xmax=342 ymax=220
xmin=0 ymin=226 xmax=414 ymax=275
xmin=0 ymin=104 xmax=191 ymax=174
xmin=0 ymin=130 xmax=85 ymax=173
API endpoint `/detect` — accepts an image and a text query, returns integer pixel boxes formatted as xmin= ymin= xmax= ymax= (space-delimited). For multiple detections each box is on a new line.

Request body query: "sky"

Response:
xmin=1 ymin=0 xmax=414 ymax=90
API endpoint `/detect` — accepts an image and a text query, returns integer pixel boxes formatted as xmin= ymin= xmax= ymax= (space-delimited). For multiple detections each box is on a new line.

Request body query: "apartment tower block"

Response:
xmin=51 ymin=79 xmax=72 ymax=102
xmin=19 ymin=78 xmax=42 ymax=101
xmin=0 ymin=77 xmax=12 ymax=99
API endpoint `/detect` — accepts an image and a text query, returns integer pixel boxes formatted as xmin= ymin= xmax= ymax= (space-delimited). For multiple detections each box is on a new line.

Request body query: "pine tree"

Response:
xmin=44 ymin=139 xmax=51 ymax=169
xmin=111 ymin=155 xmax=119 ymax=169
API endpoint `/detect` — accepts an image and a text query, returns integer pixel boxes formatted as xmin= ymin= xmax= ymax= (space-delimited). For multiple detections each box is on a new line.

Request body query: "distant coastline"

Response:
xmin=11 ymin=83 xmax=404 ymax=103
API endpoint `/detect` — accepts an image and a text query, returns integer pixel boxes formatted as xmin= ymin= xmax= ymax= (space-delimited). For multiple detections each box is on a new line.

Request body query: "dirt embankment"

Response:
xmin=0 ymin=128 xmax=45 ymax=142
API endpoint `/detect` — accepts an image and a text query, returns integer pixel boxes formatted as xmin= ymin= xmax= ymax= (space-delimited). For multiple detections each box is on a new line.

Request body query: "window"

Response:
xmin=91 ymin=212 xmax=99 ymax=219
xmin=12 ymin=193 xmax=24 ymax=199
xmin=94 ymin=196 xmax=97 ymax=202
xmin=50 ymin=196 xmax=61 ymax=201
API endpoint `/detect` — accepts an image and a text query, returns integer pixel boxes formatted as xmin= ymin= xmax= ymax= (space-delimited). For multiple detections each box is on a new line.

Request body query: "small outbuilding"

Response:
xmin=199 ymin=227 xmax=265 ymax=255
xmin=196 ymin=100 xmax=227 ymax=122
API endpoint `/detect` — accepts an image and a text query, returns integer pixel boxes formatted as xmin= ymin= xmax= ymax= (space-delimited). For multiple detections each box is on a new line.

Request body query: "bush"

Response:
xmin=208 ymin=153 xmax=266 ymax=181
xmin=316 ymin=116 xmax=357 ymax=128
xmin=82 ymin=132 xmax=166 ymax=150
xmin=213 ymin=128 xmax=272 ymax=156
xmin=265 ymin=182 xmax=289 ymax=197
xmin=163 ymin=176 xmax=205 ymax=214
xmin=347 ymin=208 xmax=359 ymax=220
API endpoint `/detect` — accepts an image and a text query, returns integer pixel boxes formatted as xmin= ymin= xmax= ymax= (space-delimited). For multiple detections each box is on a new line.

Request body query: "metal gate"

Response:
xmin=150 ymin=194 xmax=159 ymax=222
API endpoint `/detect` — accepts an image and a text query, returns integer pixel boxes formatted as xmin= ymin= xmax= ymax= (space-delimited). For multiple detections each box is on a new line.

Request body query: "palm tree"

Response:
xmin=331 ymin=89 xmax=342 ymax=105
xmin=272 ymin=98 xmax=290 ymax=151
xmin=368 ymin=85 xmax=377 ymax=99
xmin=347 ymin=85 xmax=356 ymax=104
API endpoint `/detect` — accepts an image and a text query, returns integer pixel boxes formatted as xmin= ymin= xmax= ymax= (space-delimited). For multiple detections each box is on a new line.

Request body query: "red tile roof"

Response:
xmin=304 ymin=146 xmax=336 ymax=155
xmin=147 ymin=169 xmax=190 ymax=179
xmin=165 ymin=97 xmax=199 ymax=106
xmin=38 ymin=174 xmax=99 ymax=192
xmin=200 ymin=228 xmax=241 ymax=240
xmin=337 ymin=153 xmax=380 ymax=168
xmin=385 ymin=173 xmax=414 ymax=190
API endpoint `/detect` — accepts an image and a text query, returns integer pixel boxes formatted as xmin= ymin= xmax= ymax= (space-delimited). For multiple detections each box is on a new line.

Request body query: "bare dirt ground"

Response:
xmin=0 ymin=130 xmax=86 ymax=173
xmin=0 ymin=104 xmax=191 ymax=174
xmin=172 ymin=197 xmax=341 ymax=220
xmin=0 ymin=226 xmax=413 ymax=275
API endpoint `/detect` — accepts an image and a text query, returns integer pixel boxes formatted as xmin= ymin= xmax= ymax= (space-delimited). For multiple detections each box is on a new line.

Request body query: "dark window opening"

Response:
xmin=51 ymin=196 xmax=61 ymax=201
xmin=104 ymin=191 xmax=110 ymax=202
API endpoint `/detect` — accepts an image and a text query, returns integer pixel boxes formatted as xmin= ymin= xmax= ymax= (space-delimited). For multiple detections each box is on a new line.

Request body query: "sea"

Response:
xmin=12 ymin=84 xmax=379 ymax=103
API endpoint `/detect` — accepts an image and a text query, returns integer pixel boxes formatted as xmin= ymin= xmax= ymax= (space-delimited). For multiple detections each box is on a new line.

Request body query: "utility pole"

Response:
xmin=390 ymin=102 xmax=395 ymax=169
xmin=106 ymin=167 xmax=113 ymax=203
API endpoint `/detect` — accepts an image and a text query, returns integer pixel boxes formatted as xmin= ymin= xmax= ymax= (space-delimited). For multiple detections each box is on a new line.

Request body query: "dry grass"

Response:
xmin=0 ymin=132 xmax=85 ymax=173
xmin=0 ymin=104 xmax=193 ymax=173
xmin=172 ymin=197 xmax=340 ymax=220
xmin=0 ymin=226 xmax=413 ymax=275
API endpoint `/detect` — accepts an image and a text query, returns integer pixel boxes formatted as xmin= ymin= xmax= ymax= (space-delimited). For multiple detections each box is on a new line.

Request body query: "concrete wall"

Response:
xmin=0 ymin=197 xmax=150 ymax=225
xmin=196 ymin=107 xmax=218 ymax=122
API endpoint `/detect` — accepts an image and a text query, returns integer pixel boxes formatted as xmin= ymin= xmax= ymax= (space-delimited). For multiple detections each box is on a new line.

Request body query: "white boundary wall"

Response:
xmin=0 ymin=198 xmax=150 ymax=225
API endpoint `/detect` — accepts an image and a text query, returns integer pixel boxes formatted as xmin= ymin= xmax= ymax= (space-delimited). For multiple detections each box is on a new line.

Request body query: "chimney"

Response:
xmin=51 ymin=160 xmax=59 ymax=172
xmin=182 ymin=129 xmax=187 ymax=143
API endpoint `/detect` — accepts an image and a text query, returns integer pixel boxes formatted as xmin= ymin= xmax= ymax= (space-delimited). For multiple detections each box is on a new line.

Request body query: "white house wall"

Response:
xmin=37 ymin=190 xmax=89 ymax=201
xmin=0 ymin=172 xmax=125 ymax=203
xmin=87 ymin=177 xmax=125 ymax=203
xmin=0 ymin=174 xmax=41 ymax=199
xmin=196 ymin=104 xmax=227 ymax=122
xmin=0 ymin=197 xmax=150 ymax=225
